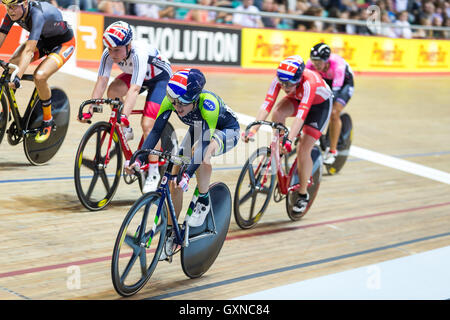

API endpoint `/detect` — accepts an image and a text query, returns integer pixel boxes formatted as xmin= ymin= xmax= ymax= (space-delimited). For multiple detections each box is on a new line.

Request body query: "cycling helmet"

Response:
xmin=167 ymin=69 xmax=206 ymax=104
xmin=103 ymin=21 xmax=133 ymax=49
xmin=2 ymin=0 xmax=23 ymax=5
xmin=310 ymin=43 xmax=331 ymax=61
xmin=277 ymin=56 xmax=305 ymax=84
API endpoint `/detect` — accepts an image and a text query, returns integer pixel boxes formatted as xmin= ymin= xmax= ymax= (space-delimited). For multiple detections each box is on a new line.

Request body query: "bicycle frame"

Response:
xmin=246 ymin=121 xmax=301 ymax=196
xmin=268 ymin=132 xmax=300 ymax=195
xmin=0 ymin=60 xmax=39 ymax=137
xmin=78 ymin=99 xmax=145 ymax=167
xmin=135 ymin=150 xmax=217 ymax=251
xmin=104 ymin=108 xmax=145 ymax=166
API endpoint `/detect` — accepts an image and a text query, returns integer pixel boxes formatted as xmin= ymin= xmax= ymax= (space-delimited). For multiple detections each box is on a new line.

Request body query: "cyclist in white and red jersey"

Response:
xmin=79 ymin=21 xmax=172 ymax=193
xmin=306 ymin=43 xmax=354 ymax=165
xmin=242 ymin=55 xmax=332 ymax=213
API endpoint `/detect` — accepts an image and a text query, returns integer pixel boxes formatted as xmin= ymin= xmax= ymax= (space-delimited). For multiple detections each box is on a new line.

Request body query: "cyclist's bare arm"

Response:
xmin=91 ymin=75 xmax=109 ymax=99
xmin=287 ymin=117 xmax=304 ymax=143
xmin=76 ymin=75 xmax=109 ymax=123
xmin=252 ymin=107 xmax=270 ymax=132
xmin=122 ymin=83 xmax=141 ymax=118
xmin=242 ymin=107 xmax=270 ymax=142
xmin=14 ymin=40 xmax=37 ymax=79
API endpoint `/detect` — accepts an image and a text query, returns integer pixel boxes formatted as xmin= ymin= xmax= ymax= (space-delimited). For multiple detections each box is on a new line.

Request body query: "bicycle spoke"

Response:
xmin=81 ymin=157 xmax=96 ymax=171
xmin=239 ymin=189 xmax=254 ymax=205
xmin=99 ymin=169 xmax=111 ymax=192
xmin=134 ymin=201 xmax=152 ymax=241
xmin=85 ymin=172 xmax=99 ymax=199
xmin=95 ymin=129 xmax=103 ymax=161
xmin=247 ymin=164 xmax=256 ymax=185
xmin=124 ymin=233 xmax=138 ymax=248
xmin=139 ymin=248 xmax=148 ymax=277
xmin=249 ymin=191 xmax=258 ymax=217
xmin=120 ymin=251 xmax=139 ymax=284
xmin=259 ymin=185 xmax=272 ymax=195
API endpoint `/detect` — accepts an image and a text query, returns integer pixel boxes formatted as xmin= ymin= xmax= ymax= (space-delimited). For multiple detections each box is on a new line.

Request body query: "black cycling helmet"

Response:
xmin=310 ymin=43 xmax=331 ymax=61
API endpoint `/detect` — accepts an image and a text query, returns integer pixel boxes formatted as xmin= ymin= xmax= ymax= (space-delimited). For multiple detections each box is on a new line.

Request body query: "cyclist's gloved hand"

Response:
xmin=241 ymin=130 xmax=255 ymax=143
xmin=79 ymin=112 xmax=93 ymax=122
xmin=12 ymin=75 xmax=21 ymax=89
xmin=125 ymin=159 xmax=142 ymax=175
xmin=178 ymin=172 xmax=190 ymax=192
xmin=283 ymin=138 xmax=292 ymax=153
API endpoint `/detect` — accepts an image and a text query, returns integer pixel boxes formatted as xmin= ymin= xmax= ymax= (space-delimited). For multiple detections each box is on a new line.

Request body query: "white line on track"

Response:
xmin=232 ymin=245 xmax=450 ymax=300
xmin=61 ymin=67 xmax=450 ymax=185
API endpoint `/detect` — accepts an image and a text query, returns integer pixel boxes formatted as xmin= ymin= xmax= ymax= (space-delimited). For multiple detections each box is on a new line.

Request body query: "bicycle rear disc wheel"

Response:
xmin=181 ymin=182 xmax=231 ymax=279
xmin=111 ymin=192 xmax=168 ymax=297
xmin=286 ymin=146 xmax=323 ymax=221
xmin=23 ymin=88 xmax=70 ymax=165
xmin=0 ymin=91 xmax=8 ymax=145
xmin=74 ymin=121 xmax=122 ymax=211
xmin=233 ymin=147 xmax=275 ymax=229
xmin=322 ymin=113 xmax=353 ymax=175
xmin=327 ymin=113 xmax=353 ymax=175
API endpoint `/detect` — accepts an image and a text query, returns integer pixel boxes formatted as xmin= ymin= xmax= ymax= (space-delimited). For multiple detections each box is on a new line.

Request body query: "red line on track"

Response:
xmin=1 ymin=201 xmax=449 ymax=279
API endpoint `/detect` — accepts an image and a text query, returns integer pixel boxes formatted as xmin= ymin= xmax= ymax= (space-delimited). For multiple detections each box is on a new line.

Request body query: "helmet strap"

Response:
xmin=125 ymin=44 xmax=131 ymax=61
xmin=17 ymin=3 xmax=27 ymax=21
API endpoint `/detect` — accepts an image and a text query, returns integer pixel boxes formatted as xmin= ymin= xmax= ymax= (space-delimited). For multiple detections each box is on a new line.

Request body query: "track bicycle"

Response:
xmin=111 ymin=148 xmax=231 ymax=297
xmin=0 ymin=60 xmax=70 ymax=165
xmin=234 ymin=121 xmax=323 ymax=229
xmin=74 ymin=99 xmax=178 ymax=211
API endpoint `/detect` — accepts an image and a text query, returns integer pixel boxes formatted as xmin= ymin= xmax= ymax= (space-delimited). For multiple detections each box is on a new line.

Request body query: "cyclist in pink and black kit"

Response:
xmin=242 ymin=55 xmax=332 ymax=213
xmin=306 ymin=43 xmax=354 ymax=165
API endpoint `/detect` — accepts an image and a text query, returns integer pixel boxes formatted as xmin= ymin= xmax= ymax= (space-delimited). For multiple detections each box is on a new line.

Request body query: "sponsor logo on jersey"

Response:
xmin=203 ymin=99 xmax=216 ymax=111
xmin=62 ymin=46 xmax=74 ymax=59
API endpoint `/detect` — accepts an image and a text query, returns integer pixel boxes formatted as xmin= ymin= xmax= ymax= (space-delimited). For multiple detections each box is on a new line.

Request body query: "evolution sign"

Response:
xmin=104 ymin=17 xmax=241 ymax=66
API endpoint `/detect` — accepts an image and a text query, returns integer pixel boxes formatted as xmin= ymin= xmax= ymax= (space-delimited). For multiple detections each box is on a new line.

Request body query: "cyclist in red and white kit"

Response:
xmin=306 ymin=43 xmax=355 ymax=165
xmin=242 ymin=55 xmax=332 ymax=213
xmin=79 ymin=21 xmax=172 ymax=193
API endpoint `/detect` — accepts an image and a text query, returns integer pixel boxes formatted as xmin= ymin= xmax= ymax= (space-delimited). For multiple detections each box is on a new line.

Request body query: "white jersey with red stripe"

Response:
xmin=98 ymin=40 xmax=171 ymax=86
xmin=261 ymin=69 xmax=332 ymax=119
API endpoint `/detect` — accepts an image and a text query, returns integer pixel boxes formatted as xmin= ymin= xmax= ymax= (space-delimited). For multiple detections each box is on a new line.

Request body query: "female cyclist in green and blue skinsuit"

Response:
xmin=128 ymin=69 xmax=240 ymax=245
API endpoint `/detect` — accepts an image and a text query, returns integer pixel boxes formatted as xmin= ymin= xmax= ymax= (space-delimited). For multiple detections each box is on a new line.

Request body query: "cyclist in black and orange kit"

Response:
xmin=0 ymin=0 xmax=75 ymax=143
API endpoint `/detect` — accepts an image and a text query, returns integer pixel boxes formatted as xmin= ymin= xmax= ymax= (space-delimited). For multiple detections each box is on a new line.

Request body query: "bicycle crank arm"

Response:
xmin=188 ymin=231 xmax=216 ymax=243
xmin=23 ymin=125 xmax=57 ymax=137
xmin=287 ymin=184 xmax=300 ymax=192
xmin=183 ymin=223 xmax=190 ymax=247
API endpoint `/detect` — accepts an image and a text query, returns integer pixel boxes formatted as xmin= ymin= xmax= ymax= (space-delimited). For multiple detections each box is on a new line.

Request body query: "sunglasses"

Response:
xmin=166 ymin=94 xmax=192 ymax=107
xmin=5 ymin=2 xmax=24 ymax=9
xmin=279 ymin=80 xmax=297 ymax=88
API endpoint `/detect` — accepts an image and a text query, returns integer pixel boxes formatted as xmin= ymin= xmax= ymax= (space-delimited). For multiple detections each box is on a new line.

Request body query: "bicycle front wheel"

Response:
xmin=233 ymin=147 xmax=275 ymax=229
xmin=0 ymin=91 xmax=8 ymax=145
xmin=286 ymin=146 xmax=323 ymax=221
xmin=74 ymin=121 xmax=122 ymax=211
xmin=111 ymin=192 xmax=168 ymax=297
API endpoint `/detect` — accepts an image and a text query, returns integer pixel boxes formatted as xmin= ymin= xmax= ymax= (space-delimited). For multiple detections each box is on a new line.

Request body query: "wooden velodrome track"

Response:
xmin=0 ymin=66 xmax=449 ymax=300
